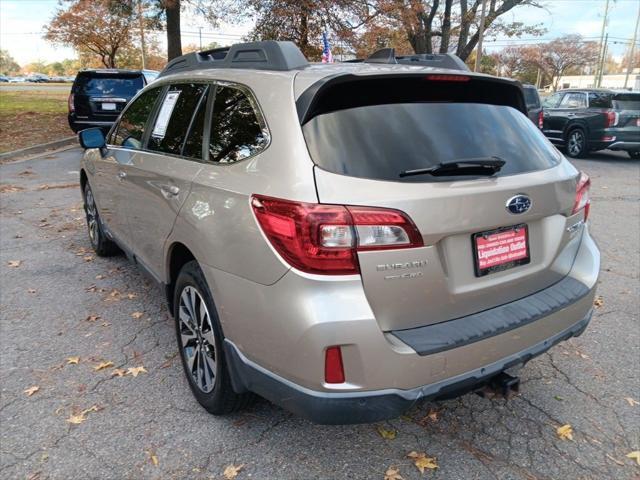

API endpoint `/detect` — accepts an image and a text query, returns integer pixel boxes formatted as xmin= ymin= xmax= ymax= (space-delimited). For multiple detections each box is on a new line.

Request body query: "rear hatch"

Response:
xmin=611 ymin=92 xmax=640 ymax=136
xmin=72 ymin=71 xmax=144 ymax=120
xmin=298 ymin=73 xmax=582 ymax=331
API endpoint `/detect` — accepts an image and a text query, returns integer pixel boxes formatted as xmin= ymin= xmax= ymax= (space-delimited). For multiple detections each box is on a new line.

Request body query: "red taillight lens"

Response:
xmin=426 ymin=74 xmax=470 ymax=82
xmin=251 ymin=195 xmax=423 ymax=275
xmin=604 ymin=110 xmax=618 ymax=128
xmin=68 ymin=93 xmax=75 ymax=113
xmin=324 ymin=346 xmax=345 ymax=384
xmin=572 ymin=172 xmax=591 ymax=221
xmin=538 ymin=110 xmax=544 ymax=129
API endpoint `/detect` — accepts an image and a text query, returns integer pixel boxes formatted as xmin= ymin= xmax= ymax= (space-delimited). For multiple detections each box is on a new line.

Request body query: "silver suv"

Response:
xmin=78 ymin=41 xmax=600 ymax=424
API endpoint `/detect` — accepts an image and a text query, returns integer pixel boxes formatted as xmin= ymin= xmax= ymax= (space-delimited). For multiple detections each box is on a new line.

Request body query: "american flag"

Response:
xmin=321 ymin=32 xmax=333 ymax=63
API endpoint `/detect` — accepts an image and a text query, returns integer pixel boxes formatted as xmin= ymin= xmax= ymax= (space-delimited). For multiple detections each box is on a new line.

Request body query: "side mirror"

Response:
xmin=78 ymin=127 xmax=106 ymax=150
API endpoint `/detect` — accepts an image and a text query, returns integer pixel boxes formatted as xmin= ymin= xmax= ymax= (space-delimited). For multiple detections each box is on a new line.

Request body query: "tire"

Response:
xmin=173 ymin=260 xmax=251 ymax=414
xmin=83 ymin=183 xmax=119 ymax=256
xmin=565 ymin=128 xmax=587 ymax=158
xmin=628 ymin=151 xmax=640 ymax=160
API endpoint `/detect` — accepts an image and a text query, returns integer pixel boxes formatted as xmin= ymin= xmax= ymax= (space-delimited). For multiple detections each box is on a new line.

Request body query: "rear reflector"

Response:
xmin=68 ymin=93 xmax=75 ymax=113
xmin=324 ymin=346 xmax=345 ymax=383
xmin=538 ymin=110 xmax=544 ymax=129
xmin=572 ymin=172 xmax=591 ymax=221
xmin=426 ymin=74 xmax=470 ymax=82
xmin=251 ymin=195 xmax=423 ymax=275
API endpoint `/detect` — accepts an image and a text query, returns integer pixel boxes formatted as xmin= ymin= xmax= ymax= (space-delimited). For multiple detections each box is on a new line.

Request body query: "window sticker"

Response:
xmin=152 ymin=90 xmax=181 ymax=139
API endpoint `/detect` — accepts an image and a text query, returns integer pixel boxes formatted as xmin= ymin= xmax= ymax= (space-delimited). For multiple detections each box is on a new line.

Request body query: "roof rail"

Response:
xmin=159 ymin=40 xmax=309 ymax=77
xmin=346 ymin=48 xmax=469 ymax=71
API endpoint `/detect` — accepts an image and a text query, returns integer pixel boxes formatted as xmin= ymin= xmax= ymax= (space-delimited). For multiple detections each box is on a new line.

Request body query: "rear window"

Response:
xmin=613 ymin=93 xmax=640 ymax=110
xmin=523 ymin=87 xmax=540 ymax=108
xmin=74 ymin=74 xmax=144 ymax=97
xmin=303 ymin=103 xmax=561 ymax=183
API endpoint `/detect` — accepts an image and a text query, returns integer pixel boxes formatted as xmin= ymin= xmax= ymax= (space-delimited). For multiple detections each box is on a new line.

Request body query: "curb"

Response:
xmin=0 ymin=136 xmax=78 ymax=161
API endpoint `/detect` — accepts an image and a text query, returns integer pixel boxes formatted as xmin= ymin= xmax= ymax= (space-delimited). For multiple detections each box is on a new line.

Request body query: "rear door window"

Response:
xmin=207 ymin=85 xmax=268 ymax=164
xmin=148 ymin=83 xmax=208 ymax=156
xmin=543 ymin=92 xmax=563 ymax=108
xmin=74 ymin=74 xmax=144 ymax=97
xmin=302 ymin=103 xmax=561 ymax=183
xmin=111 ymin=87 xmax=162 ymax=149
xmin=559 ymin=92 xmax=587 ymax=109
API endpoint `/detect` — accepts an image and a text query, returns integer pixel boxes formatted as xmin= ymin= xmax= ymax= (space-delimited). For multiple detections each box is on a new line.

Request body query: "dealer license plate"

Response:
xmin=472 ymin=224 xmax=530 ymax=277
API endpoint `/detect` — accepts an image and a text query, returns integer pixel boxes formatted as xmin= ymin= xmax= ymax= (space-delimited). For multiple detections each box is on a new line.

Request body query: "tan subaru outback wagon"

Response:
xmin=77 ymin=41 xmax=600 ymax=424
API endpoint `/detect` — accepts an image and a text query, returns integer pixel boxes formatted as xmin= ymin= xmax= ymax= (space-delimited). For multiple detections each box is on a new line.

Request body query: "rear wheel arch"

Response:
xmin=165 ymin=242 xmax=197 ymax=312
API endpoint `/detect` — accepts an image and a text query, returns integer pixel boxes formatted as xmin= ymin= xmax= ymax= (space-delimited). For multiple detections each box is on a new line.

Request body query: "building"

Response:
xmin=549 ymin=72 xmax=640 ymax=91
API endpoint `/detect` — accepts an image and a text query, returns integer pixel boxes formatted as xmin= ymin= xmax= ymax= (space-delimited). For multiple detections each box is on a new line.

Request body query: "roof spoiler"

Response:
xmin=159 ymin=40 xmax=309 ymax=78
xmin=347 ymin=48 xmax=469 ymax=71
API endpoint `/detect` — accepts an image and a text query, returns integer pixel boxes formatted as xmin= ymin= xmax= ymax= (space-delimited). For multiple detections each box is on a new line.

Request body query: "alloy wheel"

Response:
xmin=84 ymin=188 xmax=99 ymax=245
xmin=178 ymin=286 xmax=217 ymax=393
xmin=568 ymin=130 xmax=584 ymax=157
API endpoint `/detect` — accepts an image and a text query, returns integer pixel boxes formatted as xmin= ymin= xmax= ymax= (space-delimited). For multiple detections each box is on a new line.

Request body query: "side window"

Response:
xmin=207 ymin=85 xmax=268 ymax=164
xmin=588 ymin=92 xmax=612 ymax=109
xmin=542 ymin=92 xmax=563 ymax=108
xmin=112 ymin=87 xmax=161 ymax=149
xmin=148 ymin=83 xmax=208 ymax=156
xmin=559 ymin=92 xmax=587 ymax=109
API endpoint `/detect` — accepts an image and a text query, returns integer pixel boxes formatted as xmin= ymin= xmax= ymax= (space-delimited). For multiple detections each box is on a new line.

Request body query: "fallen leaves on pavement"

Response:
xmin=85 ymin=314 xmax=100 ymax=322
xmin=66 ymin=356 xmax=80 ymax=365
xmin=593 ymin=296 xmax=604 ymax=308
xmin=24 ymin=386 xmax=40 ymax=397
xmin=627 ymin=451 xmax=640 ymax=465
xmin=377 ymin=426 xmax=397 ymax=440
xmin=223 ymin=464 xmax=244 ymax=479
xmin=66 ymin=405 xmax=100 ymax=425
xmin=407 ymin=451 xmax=438 ymax=473
xmin=37 ymin=183 xmax=79 ymax=190
xmin=127 ymin=293 xmax=138 ymax=299
xmin=93 ymin=361 xmax=114 ymax=371
xmin=147 ymin=451 xmax=159 ymax=466
xmin=624 ymin=397 xmax=639 ymax=407
xmin=0 ymin=184 xmax=25 ymax=194
xmin=131 ymin=311 xmax=144 ymax=319
xmin=7 ymin=260 xmax=22 ymax=268
xmin=111 ymin=369 xmax=126 ymax=377
xmin=383 ymin=467 xmax=404 ymax=480
xmin=556 ymin=424 xmax=574 ymax=441
xmin=27 ymin=288 xmax=36 ymax=294
xmin=127 ymin=366 xmax=147 ymax=377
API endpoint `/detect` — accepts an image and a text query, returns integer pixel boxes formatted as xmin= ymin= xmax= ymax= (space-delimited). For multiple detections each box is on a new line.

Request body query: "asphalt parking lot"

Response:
xmin=1 ymin=147 xmax=638 ymax=480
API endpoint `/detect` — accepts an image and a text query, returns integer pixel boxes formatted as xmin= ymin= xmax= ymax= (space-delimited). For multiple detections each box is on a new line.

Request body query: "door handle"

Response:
xmin=160 ymin=184 xmax=180 ymax=196
xmin=117 ymin=171 xmax=127 ymax=180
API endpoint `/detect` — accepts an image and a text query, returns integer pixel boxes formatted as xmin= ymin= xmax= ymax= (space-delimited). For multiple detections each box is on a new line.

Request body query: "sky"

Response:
xmin=0 ymin=0 xmax=638 ymax=66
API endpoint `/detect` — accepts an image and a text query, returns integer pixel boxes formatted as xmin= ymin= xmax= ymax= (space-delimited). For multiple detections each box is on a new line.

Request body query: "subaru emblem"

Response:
xmin=506 ymin=195 xmax=532 ymax=215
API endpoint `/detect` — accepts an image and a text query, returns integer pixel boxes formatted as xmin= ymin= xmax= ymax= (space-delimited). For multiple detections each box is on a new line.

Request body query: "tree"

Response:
xmin=164 ymin=0 xmax=182 ymax=60
xmin=531 ymin=35 xmax=599 ymax=90
xmin=240 ymin=0 xmax=376 ymax=60
xmin=377 ymin=0 xmax=545 ymax=60
xmin=45 ymin=0 xmax=136 ymax=68
xmin=0 ymin=50 xmax=20 ymax=75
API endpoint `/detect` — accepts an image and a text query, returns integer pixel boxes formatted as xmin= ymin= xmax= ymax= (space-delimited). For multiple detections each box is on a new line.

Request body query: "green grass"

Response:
xmin=0 ymin=90 xmax=68 ymax=114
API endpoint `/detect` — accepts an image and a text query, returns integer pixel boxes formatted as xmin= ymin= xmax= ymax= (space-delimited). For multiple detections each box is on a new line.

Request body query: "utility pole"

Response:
xmin=597 ymin=34 xmax=608 ymax=87
xmin=594 ymin=0 xmax=610 ymax=87
xmin=198 ymin=27 xmax=203 ymax=50
xmin=624 ymin=2 xmax=640 ymax=89
xmin=474 ymin=0 xmax=488 ymax=72
xmin=535 ymin=67 xmax=541 ymax=89
xmin=138 ymin=0 xmax=147 ymax=69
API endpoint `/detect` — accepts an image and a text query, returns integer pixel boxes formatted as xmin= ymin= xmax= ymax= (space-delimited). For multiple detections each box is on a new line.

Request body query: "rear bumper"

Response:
xmin=68 ymin=114 xmax=116 ymax=132
xmin=607 ymin=141 xmax=640 ymax=152
xmin=225 ymin=310 xmax=592 ymax=424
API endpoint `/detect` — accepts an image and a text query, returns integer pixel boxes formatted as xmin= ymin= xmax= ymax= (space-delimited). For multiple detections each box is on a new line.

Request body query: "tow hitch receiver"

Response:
xmin=476 ymin=372 xmax=520 ymax=400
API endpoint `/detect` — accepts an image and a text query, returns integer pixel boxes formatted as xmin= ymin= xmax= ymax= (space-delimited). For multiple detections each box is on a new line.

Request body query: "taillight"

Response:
xmin=324 ymin=346 xmax=345 ymax=383
xmin=572 ymin=172 xmax=591 ymax=221
xmin=538 ymin=110 xmax=544 ymax=129
xmin=604 ymin=110 xmax=618 ymax=128
xmin=251 ymin=195 xmax=423 ymax=275
xmin=68 ymin=93 xmax=75 ymax=113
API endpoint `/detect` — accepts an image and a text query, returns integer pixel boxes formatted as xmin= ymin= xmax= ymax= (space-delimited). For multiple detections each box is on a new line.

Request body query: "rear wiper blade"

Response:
xmin=399 ymin=157 xmax=506 ymax=178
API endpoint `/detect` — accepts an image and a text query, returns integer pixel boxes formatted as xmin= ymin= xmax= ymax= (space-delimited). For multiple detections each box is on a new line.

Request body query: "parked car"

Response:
xmin=68 ymin=69 xmax=159 ymax=133
xmin=0 ymin=75 xmax=8 ymax=82
xmin=541 ymin=88 xmax=640 ymax=159
xmin=77 ymin=41 xmax=599 ymax=424
xmin=8 ymin=76 xmax=26 ymax=83
xmin=522 ymin=84 xmax=543 ymax=128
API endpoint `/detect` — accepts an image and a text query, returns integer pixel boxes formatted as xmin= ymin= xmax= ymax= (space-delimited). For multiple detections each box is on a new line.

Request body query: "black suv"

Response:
xmin=541 ymin=88 xmax=640 ymax=159
xmin=522 ymin=84 xmax=543 ymax=128
xmin=68 ymin=69 xmax=158 ymax=133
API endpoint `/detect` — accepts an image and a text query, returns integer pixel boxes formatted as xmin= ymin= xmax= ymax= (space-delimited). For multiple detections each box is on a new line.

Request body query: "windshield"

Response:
xmin=302 ymin=103 xmax=561 ymax=183
xmin=613 ymin=93 xmax=640 ymax=110
xmin=74 ymin=74 xmax=143 ymax=97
